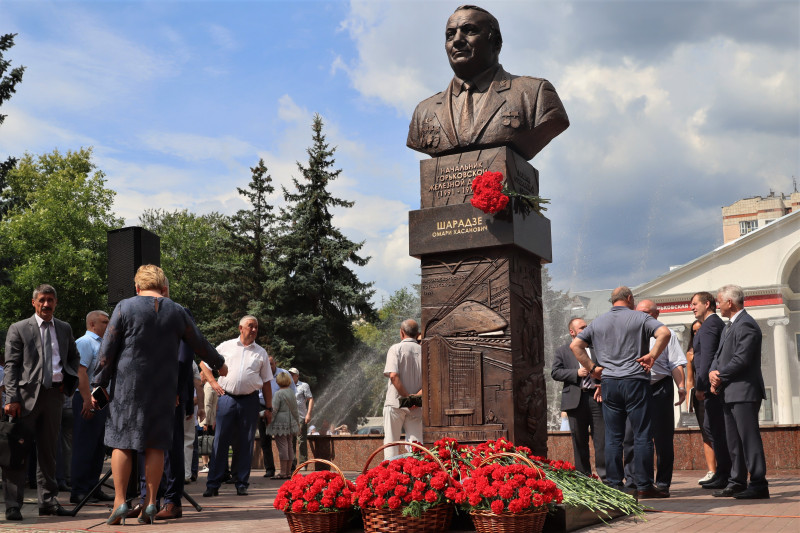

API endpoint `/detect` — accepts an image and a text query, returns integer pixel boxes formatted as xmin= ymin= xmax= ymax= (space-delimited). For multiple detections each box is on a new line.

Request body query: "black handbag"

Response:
xmin=398 ymin=394 xmax=423 ymax=408
xmin=0 ymin=416 xmax=31 ymax=469
xmin=198 ymin=434 xmax=214 ymax=456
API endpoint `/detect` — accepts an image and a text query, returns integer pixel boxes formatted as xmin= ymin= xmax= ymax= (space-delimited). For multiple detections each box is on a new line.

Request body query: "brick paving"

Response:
xmin=0 ymin=469 xmax=797 ymax=532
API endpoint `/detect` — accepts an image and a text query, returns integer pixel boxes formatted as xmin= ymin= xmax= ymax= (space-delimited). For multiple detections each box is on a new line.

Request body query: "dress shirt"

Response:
xmin=581 ymin=347 xmax=598 ymax=390
xmin=727 ymin=309 xmax=744 ymax=325
xmin=215 ymin=337 xmax=273 ymax=396
xmin=649 ymin=329 xmax=687 ymax=383
xmin=34 ymin=314 xmax=63 ymax=384
xmin=295 ymin=380 xmax=313 ymax=418
xmin=75 ymin=330 xmax=102 ymax=391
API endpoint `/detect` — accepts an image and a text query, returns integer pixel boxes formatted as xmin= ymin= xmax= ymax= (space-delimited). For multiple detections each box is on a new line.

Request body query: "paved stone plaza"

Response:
xmin=0 ymin=468 xmax=797 ymax=532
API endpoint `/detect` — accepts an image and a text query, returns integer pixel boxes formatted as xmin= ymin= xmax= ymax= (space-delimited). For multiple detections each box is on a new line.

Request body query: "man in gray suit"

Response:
xmin=3 ymin=284 xmax=80 ymax=520
xmin=551 ymin=317 xmax=604 ymax=479
xmin=709 ymin=284 xmax=769 ymax=499
xmin=407 ymin=5 xmax=569 ymax=161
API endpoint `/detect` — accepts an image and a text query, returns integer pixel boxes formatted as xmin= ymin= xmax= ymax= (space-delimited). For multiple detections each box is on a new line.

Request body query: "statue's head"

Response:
xmin=446 ymin=5 xmax=502 ymax=80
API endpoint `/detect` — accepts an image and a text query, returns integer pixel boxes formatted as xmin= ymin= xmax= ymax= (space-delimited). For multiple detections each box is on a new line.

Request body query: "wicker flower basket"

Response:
xmin=470 ymin=508 xmax=547 ymax=533
xmin=467 ymin=452 xmax=550 ymax=533
xmin=359 ymin=441 xmax=454 ymax=533
xmin=283 ymin=458 xmax=353 ymax=533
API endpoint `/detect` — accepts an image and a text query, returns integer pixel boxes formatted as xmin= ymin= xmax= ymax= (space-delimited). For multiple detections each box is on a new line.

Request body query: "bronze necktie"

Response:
xmin=459 ymin=81 xmax=473 ymax=138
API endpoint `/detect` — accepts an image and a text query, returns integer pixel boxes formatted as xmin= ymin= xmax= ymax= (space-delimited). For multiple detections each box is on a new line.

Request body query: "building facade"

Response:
xmin=722 ymin=190 xmax=800 ymax=243
xmin=636 ymin=209 xmax=800 ymax=426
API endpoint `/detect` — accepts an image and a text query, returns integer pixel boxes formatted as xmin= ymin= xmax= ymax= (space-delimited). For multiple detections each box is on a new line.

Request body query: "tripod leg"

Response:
xmin=183 ymin=490 xmax=202 ymax=512
xmin=69 ymin=469 xmax=114 ymax=516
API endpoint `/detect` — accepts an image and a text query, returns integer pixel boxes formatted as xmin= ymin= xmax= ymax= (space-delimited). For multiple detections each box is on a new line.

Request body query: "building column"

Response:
xmin=767 ymin=317 xmax=792 ymax=425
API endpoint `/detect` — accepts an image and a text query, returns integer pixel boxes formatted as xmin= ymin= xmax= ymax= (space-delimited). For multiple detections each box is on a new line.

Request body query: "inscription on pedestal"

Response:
xmin=420 ymin=146 xmax=539 ymax=208
xmin=409 ymin=202 xmax=552 ymax=260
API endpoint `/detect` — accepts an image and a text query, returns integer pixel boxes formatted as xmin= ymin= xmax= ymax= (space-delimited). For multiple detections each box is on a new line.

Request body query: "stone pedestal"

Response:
xmin=409 ymin=146 xmax=551 ymax=456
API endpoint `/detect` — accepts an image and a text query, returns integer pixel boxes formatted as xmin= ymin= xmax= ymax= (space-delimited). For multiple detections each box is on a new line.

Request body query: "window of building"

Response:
xmin=796 ymin=333 xmax=800 ymax=362
xmin=764 ymin=219 xmax=775 ymax=225
xmin=739 ymin=220 xmax=758 ymax=236
xmin=759 ymin=387 xmax=773 ymax=422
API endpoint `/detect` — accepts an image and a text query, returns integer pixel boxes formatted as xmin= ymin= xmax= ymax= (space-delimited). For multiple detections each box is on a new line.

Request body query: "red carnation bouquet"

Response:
xmin=461 ymin=462 xmax=562 ymax=514
xmin=353 ymin=455 xmax=462 ymax=518
xmin=470 ymin=170 xmax=549 ymax=216
xmin=470 ymin=171 xmax=510 ymax=214
xmin=273 ymin=470 xmax=356 ymax=514
xmin=419 ymin=438 xmax=644 ymax=522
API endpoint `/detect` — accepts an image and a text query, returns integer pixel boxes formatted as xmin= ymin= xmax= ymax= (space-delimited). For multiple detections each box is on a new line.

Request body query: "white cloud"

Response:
xmin=208 ymin=24 xmax=238 ymax=51
xmin=13 ymin=8 xmax=177 ymax=112
xmin=0 ymin=107 xmax=96 ymax=155
xmin=138 ymin=132 xmax=258 ymax=163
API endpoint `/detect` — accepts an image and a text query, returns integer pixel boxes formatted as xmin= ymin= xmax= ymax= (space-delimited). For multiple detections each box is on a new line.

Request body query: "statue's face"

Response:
xmin=445 ymin=9 xmax=499 ymax=79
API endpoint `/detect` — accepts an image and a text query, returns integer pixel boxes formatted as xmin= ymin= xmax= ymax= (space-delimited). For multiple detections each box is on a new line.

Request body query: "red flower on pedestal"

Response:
xmin=470 ymin=171 xmax=510 ymax=214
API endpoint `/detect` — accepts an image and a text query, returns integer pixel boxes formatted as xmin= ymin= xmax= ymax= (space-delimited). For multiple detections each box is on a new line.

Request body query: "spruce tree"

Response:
xmin=272 ymin=114 xmax=376 ymax=378
xmin=0 ymin=33 xmax=25 ymax=291
xmin=0 ymin=33 xmax=26 ymax=203
xmin=205 ymin=158 xmax=277 ymax=344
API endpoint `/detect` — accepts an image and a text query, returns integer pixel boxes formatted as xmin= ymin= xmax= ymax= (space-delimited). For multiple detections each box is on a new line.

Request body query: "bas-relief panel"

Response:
xmin=420 ymin=249 xmax=547 ymax=455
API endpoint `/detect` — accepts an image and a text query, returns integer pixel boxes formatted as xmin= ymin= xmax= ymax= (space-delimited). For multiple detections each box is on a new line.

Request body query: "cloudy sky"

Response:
xmin=1 ymin=0 xmax=798 ymax=302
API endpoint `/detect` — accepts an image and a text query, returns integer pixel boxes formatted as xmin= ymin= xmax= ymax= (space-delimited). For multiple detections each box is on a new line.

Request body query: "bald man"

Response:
xmin=382 ymin=319 xmax=423 ymax=460
xmin=633 ymin=300 xmax=687 ymax=495
xmin=571 ymin=287 xmax=671 ymax=499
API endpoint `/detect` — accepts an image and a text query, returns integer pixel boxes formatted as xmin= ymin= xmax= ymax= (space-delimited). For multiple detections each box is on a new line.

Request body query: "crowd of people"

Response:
xmin=0 ymin=265 xmax=317 ymax=523
xmin=0 ymin=269 xmax=771 ymax=524
xmin=556 ymin=285 xmax=769 ymax=500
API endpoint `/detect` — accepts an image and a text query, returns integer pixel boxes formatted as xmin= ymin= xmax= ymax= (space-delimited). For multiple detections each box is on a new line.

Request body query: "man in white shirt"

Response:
xmin=201 ymin=316 xmax=273 ymax=497
xmin=382 ymin=319 xmax=423 ymax=460
xmin=633 ymin=300 xmax=687 ymax=495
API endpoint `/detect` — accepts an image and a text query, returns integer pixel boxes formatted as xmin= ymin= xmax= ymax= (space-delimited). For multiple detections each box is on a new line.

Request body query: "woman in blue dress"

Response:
xmin=93 ymin=265 xmax=227 ymax=525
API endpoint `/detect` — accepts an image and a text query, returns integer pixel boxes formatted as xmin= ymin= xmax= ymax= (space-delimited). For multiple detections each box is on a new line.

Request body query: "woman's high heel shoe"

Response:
xmin=138 ymin=503 xmax=158 ymax=525
xmin=107 ymin=502 xmax=130 ymax=526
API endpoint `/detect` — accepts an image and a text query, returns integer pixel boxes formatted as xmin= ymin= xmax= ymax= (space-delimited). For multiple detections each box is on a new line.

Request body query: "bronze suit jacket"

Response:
xmin=406 ymin=66 xmax=569 ymax=161
xmin=3 ymin=315 xmax=80 ymax=414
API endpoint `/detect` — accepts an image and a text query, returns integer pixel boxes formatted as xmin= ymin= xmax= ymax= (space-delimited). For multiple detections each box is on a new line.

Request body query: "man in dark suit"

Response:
xmin=406 ymin=5 xmax=569 ymax=161
xmin=2 ymin=284 xmax=80 ymax=520
xmin=709 ymin=284 xmax=769 ymax=499
xmin=690 ymin=291 xmax=730 ymax=490
xmin=551 ymin=317 xmax=605 ymax=480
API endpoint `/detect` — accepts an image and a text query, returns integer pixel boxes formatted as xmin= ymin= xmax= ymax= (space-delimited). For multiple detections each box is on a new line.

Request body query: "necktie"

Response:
xmin=581 ymin=348 xmax=595 ymax=389
xmin=42 ymin=321 xmax=53 ymax=388
xmin=459 ymin=81 xmax=473 ymax=138
xmin=721 ymin=321 xmax=732 ymax=342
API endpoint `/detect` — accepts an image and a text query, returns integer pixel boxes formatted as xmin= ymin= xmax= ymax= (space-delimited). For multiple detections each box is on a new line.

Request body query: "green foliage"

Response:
xmin=202 ymin=158 xmax=277 ymax=345
xmin=0 ymin=33 xmax=26 ymax=290
xmin=541 ymin=266 xmax=573 ymax=429
xmin=355 ymin=286 xmax=421 ymax=353
xmin=312 ymin=285 xmax=421 ymax=430
xmin=0 ymin=148 xmax=122 ymax=336
xmin=0 ymin=33 xmax=26 ymax=128
xmin=270 ymin=114 xmax=376 ymax=379
xmin=138 ymin=208 xmax=232 ymax=342
xmin=353 ymin=285 xmax=421 ymax=417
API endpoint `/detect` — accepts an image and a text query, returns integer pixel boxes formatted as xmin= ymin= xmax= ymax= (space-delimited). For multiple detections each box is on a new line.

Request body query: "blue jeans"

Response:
xmin=602 ymin=378 xmax=654 ymax=489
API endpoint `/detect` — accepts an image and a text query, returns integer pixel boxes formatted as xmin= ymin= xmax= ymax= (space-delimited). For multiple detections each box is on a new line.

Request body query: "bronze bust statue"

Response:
xmin=407 ymin=5 xmax=569 ymax=161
